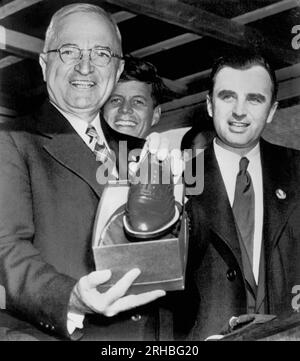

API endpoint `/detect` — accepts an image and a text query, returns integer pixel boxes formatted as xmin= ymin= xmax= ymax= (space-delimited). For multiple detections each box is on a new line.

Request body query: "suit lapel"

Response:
xmin=35 ymin=102 xmax=104 ymax=198
xmin=201 ymin=145 xmax=259 ymax=297
xmin=261 ymin=139 xmax=298 ymax=262
xmin=201 ymin=145 xmax=244 ymax=271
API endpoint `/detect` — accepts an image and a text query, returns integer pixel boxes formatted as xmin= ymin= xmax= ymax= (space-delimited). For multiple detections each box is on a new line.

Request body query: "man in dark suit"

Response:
xmin=0 ymin=3 xmax=169 ymax=341
xmin=174 ymin=52 xmax=300 ymax=340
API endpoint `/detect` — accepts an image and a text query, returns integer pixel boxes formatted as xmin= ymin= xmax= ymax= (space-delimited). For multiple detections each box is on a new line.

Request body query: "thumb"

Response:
xmin=85 ymin=270 xmax=112 ymax=289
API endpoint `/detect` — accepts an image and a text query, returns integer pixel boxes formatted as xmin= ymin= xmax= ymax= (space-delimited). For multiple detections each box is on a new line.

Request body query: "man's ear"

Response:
xmin=116 ymin=59 xmax=125 ymax=82
xmin=39 ymin=53 xmax=47 ymax=82
xmin=266 ymin=101 xmax=278 ymax=124
xmin=151 ymin=106 xmax=161 ymax=126
xmin=206 ymin=94 xmax=213 ymax=117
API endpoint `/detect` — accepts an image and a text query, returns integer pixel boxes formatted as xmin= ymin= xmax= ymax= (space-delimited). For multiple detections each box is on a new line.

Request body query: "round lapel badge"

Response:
xmin=275 ymin=188 xmax=286 ymax=200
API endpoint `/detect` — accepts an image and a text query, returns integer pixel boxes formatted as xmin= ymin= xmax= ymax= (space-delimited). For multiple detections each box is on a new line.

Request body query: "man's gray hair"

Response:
xmin=43 ymin=3 xmax=122 ymax=53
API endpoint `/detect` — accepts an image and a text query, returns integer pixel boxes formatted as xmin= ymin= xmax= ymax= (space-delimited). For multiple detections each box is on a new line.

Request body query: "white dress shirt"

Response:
xmin=213 ymin=139 xmax=263 ymax=283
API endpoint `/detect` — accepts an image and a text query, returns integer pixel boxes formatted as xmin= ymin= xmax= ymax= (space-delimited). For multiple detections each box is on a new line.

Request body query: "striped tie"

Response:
xmin=85 ymin=125 xmax=110 ymax=163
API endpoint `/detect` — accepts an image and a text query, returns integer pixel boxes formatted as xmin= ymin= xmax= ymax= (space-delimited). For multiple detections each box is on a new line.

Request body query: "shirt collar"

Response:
xmin=213 ymin=138 xmax=260 ymax=164
xmin=50 ymin=102 xmax=107 ymax=146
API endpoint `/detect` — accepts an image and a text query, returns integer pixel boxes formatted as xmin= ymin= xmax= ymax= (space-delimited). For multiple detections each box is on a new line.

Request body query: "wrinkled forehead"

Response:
xmin=51 ymin=12 xmax=121 ymax=51
xmin=213 ymin=65 xmax=273 ymax=97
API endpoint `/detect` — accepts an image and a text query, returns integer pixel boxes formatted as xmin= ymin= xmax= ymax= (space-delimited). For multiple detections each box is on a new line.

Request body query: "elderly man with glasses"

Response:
xmin=0 ymin=3 xmax=174 ymax=341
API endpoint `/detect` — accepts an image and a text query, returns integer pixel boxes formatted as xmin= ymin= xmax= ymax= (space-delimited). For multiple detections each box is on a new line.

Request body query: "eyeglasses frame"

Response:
xmin=45 ymin=45 xmax=123 ymax=66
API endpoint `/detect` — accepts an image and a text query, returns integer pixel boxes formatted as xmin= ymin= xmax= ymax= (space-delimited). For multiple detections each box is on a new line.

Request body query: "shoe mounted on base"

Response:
xmin=123 ymin=152 xmax=179 ymax=240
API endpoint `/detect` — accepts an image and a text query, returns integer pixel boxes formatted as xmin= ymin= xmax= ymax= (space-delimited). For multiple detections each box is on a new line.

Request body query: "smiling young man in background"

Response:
xmin=103 ymin=57 xmax=166 ymax=138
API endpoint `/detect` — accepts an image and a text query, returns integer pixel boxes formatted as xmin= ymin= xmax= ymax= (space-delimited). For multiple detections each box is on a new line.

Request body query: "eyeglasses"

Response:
xmin=46 ymin=45 xmax=123 ymax=67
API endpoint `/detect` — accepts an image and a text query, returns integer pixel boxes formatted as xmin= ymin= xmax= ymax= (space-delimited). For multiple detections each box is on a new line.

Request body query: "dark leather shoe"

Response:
xmin=123 ymin=153 xmax=178 ymax=239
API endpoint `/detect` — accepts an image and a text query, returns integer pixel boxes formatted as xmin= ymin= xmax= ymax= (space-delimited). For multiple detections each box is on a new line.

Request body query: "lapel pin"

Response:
xmin=275 ymin=188 xmax=286 ymax=200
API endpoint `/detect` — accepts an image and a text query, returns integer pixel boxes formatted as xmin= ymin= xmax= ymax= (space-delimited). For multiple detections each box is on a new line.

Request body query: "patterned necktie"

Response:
xmin=85 ymin=125 xmax=110 ymax=163
xmin=232 ymin=157 xmax=255 ymax=266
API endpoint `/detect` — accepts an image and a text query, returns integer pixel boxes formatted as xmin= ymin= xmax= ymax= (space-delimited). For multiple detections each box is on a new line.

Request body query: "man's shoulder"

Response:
xmin=261 ymin=140 xmax=300 ymax=192
xmin=261 ymin=139 xmax=300 ymax=163
xmin=0 ymin=112 xmax=41 ymax=144
xmin=0 ymin=115 xmax=30 ymax=137
xmin=0 ymin=102 xmax=64 ymax=138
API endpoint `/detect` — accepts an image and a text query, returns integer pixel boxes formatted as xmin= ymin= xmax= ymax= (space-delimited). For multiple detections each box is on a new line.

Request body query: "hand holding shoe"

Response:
xmin=128 ymin=132 xmax=184 ymax=184
xmin=124 ymin=132 xmax=183 ymax=239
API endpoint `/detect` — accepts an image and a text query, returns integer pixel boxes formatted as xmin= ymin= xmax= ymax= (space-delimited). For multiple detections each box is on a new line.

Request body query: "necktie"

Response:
xmin=232 ymin=157 xmax=255 ymax=266
xmin=85 ymin=125 xmax=110 ymax=163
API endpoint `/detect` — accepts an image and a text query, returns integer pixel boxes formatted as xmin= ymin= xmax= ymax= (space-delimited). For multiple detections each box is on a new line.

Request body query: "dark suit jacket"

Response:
xmin=0 ymin=101 xmax=170 ymax=340
xmin=173 ymin=139 xmax=300 ymax=340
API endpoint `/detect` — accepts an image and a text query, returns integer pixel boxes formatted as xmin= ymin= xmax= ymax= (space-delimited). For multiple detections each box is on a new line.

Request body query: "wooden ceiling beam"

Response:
xmin=112 ymin=10 xmax=136 ymax=22
xmin=0 ymin=26 xmax=43 ymax=58
xmin=176 ymin=69 xmax=211 ymax=86
xmin=106 ymin=0 xmax=299 ymax=64
xmin=0 ymin=105 xmax=17 ymax=117
xmin=105 ymin=0 xmax=254 ymax=47
xmin=276 ymin=63 xmax=300 ymax=81
xmin=0 ymin=55 xmax=23 ymax=68
xmin=131 ymin=33 xmax=200 ymax=57
xmin=234 ymin=0 xmax=300 ymax=24
xmin=130 ymin=0 xmax=300 ymax=58
xmin=0 ymin=0 xmax=43 ymax=19
xmin=278 ymin=77 xmax=300 ymax=101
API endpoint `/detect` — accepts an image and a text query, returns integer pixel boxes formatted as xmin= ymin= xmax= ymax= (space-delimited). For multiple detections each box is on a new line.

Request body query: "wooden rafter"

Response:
xmin=112 ymin=10 xmax=136 ymax=22
xmin=131 ymin=33 xmax=200 ymax=57
xmin=176 ymin=69 xmax=211 ymax=86
xmin=106 ymin=0 xmax=299 ymax=64
xmin=131 ymin=0 xmax=300 ymax=58
xmin=105 ymin=0 xmax=257 ymax=46
xmin=0 ymin=26 xmax=43 ymax=57
xmin=0 ymin=0 xmax=43 ymax=19
xmin=278 ymin=77 xmax=300 ymax=100
xmin=0 ymin=55 xmax=23 ymax=68
xmin=0 ymin=105 xmax=17 ymax=116
xmin=276 ymin=63 xmax=300 ymax=81
xmin=234 ymin=0 xmax=300 ymax=24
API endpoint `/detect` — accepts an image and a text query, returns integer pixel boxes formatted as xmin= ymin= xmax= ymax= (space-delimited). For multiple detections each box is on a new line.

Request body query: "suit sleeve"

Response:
xmin=0 ymin=130 xmax=77 ymax=338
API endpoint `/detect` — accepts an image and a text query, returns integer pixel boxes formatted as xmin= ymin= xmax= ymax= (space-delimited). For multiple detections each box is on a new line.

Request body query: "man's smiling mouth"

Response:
xmin=70 ymin=80 xmax=96 ymax=89
xmin=115 ymin=119 xmax=137 ymax=127
xmin=228 ymin=121 xmax=250 ymax=128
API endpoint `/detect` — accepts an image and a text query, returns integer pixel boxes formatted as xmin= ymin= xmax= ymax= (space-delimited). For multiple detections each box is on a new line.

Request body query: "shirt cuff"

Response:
xmin=67 ymin=311 xmax=85 ymax=335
